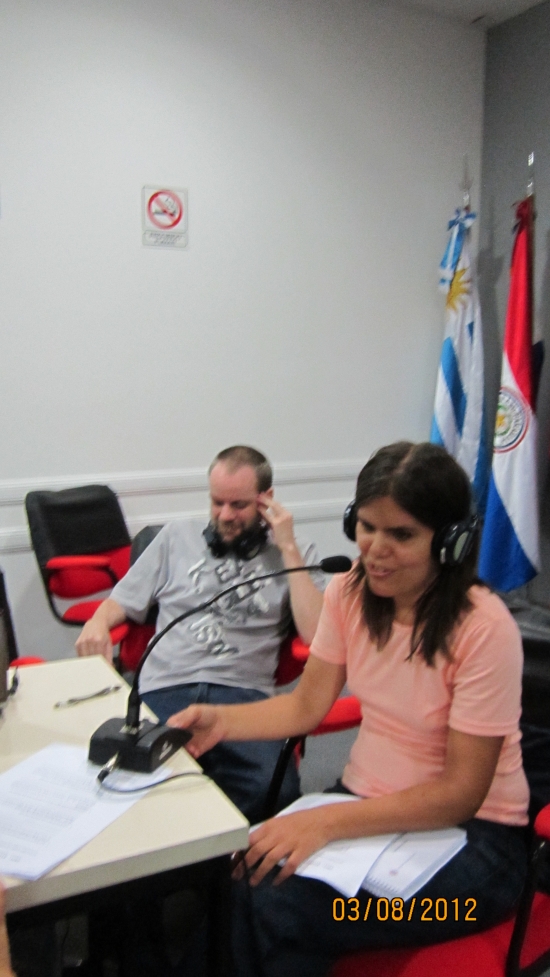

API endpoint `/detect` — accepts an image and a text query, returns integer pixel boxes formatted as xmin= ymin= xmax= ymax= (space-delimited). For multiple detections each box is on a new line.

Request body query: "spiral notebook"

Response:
xmin=361 ymin=827 xmax=466 ymax=901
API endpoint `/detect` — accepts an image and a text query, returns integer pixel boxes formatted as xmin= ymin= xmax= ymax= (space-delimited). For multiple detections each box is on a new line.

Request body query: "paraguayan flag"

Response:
xmin=478 ymin=197 xmax=541 ymax=590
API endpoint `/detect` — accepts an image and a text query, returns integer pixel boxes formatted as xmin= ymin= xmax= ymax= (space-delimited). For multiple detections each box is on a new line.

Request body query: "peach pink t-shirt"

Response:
xmin=310 ymin=576 xmax=529 ymax=826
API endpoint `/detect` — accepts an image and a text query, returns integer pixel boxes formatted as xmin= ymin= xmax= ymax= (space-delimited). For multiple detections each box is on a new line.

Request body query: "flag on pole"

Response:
xmin=431 ymin=208 xmax=489 ymax=510
xmin=478 ymin=196 xmax=541 ymax=591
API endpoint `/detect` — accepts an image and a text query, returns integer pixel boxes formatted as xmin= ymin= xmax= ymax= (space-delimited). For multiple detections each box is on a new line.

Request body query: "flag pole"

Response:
xmin=527 ymin=151 xmax=535 ymax=198
xmin=525 ymin=151 xmax=537 ymax=604
xmin=523 ymin=152 xmax=537 ymax=410
xmin=461 ymin=153 xmax=472 ymax=211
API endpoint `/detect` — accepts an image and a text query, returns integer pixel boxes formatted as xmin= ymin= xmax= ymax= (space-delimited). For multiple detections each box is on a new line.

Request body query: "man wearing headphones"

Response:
xmin=76 ymin=445 xmax=325 ymax=821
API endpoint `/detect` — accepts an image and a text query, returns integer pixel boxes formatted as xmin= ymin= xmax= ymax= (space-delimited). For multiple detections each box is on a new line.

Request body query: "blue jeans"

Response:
xmin=231 ymin=812 xmax=528 ymax=977
xmin=142 ymin=683 xmax=300 ymax=825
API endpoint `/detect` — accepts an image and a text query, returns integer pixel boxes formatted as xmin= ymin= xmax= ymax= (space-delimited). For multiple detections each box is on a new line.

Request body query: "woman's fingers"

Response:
xmin=232 ymin=811 xmax=332 ymax=887
xmin=166 ymin=705 xmax=224 ymax=756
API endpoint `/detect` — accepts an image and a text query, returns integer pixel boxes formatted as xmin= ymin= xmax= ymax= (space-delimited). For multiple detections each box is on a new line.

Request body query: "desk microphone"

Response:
xmin=88 ymin=556 xmax=352 ymax=774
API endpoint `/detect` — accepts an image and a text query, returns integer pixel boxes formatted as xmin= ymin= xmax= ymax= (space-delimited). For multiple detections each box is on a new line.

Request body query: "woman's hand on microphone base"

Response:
xmin=167 ymin=704 xmax=226 ymax=758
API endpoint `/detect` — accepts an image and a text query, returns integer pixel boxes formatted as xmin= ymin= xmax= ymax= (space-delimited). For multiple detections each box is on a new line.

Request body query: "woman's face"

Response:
xmin=355 ymin=495 xmax=437 ymax=621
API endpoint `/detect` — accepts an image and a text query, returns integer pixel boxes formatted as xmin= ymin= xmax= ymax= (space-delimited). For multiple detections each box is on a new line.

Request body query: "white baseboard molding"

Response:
xmin=0 ymin=459 xmax=361 ymax=508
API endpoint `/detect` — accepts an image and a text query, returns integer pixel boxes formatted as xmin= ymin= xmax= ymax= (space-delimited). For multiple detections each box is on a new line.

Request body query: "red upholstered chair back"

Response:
xmin=275 ymin=633 xmax=310 ymax=686
xmin=119 ymin=621 xmax=156 ymax=673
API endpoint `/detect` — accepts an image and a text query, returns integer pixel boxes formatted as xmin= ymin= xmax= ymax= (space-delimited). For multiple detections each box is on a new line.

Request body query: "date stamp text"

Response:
xmin=332 ymin=897 xmax=477 ymax=923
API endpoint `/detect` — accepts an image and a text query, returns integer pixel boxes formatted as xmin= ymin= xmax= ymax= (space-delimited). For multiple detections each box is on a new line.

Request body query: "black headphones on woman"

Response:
xmin=342 ymin=501 xmax=479 ymax=567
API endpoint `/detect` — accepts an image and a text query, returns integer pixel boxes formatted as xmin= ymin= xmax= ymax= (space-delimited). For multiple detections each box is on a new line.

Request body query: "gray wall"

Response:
xmin=480 ymin=0 xmax=550 ymax=604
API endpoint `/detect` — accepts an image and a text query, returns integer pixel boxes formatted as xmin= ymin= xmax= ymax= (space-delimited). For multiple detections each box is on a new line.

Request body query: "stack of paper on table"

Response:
xmin=263 ymin=794 xmax=466 ymax=900
xmin=0 ymin=743 xmax=170 ymax=880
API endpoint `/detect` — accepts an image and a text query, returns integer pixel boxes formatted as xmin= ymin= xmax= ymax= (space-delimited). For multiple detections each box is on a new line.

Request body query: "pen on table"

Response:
xmin=54 ymin=685 xmax=122 ymax=708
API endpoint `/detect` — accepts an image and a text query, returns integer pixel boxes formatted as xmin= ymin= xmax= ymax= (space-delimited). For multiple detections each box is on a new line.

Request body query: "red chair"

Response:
xmin=25 ymin=485 xmax=131 ymax=647
xmin=274 ymin=633 xmax=310 ymax=685
xmin=119 ymin=618 xmax=156 ymax=672
xmin=12 ymin=656 xmax=46 ymax=666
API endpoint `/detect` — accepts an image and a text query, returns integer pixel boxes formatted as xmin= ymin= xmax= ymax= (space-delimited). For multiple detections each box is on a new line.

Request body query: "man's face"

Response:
xmin=209 ymin=463 xmax=265 ymax=544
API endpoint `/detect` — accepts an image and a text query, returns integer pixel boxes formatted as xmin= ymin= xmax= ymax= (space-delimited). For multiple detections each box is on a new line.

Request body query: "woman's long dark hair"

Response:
xmin=349 ymin=441 xmax=482 ymax=666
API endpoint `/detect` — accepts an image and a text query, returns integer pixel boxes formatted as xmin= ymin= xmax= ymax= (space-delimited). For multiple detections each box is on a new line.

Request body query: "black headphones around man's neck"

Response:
xmin=203 ymin=521 xmax=269 ymax=560
xmin=342 ymin=501 xmax=479 ymax=568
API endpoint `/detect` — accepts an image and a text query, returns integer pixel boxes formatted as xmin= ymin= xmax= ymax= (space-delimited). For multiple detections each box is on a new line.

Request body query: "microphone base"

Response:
xmin=89 ymin=717 xmax=191 ymax=773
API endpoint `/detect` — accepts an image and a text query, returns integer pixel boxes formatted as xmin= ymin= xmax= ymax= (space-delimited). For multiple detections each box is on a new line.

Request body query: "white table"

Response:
xmin=0 ymin=657 xmax=249 ymax=972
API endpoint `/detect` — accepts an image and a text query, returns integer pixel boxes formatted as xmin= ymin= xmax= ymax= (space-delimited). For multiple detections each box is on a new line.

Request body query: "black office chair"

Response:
xmin=25 ymin=484 xmax=131 ymax=645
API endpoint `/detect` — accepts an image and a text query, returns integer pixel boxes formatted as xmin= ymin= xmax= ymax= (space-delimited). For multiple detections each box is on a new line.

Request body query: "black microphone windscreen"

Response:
xmin=319 ymin=555 xmax=353 ymax=574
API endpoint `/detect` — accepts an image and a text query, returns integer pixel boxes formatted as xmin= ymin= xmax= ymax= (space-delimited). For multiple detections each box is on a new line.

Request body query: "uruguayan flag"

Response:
xmin=431 ymin=209 xmax=489 ymax=511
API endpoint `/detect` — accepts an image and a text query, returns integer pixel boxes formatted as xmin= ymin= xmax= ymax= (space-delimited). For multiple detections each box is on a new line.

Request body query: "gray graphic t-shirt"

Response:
xmin=111 ymin=520 xmax=323 ymax=695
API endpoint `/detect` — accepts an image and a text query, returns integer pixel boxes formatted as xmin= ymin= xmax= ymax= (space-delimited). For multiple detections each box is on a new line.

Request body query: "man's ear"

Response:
xmin=263 ymin=488 xmax=274 ymax=501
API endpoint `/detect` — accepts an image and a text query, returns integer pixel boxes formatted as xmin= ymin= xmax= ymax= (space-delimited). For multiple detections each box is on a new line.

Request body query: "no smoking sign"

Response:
xmin=142 ymin=186 xmax=188 ymax=248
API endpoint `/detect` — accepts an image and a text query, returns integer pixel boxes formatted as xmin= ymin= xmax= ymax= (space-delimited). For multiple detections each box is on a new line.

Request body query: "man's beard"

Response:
xmin=213 ymin=514 xmax=264 ymax=547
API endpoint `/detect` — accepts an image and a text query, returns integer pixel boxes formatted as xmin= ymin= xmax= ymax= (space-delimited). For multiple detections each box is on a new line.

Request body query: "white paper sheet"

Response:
xmin=274 ymin=793 xmax=361 ymax=815
xmin=0 ymin=743 xmax=170 ymax=880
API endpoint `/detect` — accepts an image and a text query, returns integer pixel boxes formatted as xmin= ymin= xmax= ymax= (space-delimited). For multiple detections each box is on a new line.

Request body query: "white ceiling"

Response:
xmin=388 ymin=0 xmax=546 ymax=27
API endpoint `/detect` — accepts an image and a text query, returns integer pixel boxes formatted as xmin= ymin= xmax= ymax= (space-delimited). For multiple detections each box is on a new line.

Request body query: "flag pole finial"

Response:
xmin=461 ymin=154 xmax=473 ymax=210
xmin=527 ymin=152 xmax=535 ymax=197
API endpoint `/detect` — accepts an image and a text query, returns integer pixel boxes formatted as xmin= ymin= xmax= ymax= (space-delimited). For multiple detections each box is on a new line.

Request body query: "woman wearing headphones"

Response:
xmin=168 ymin=442 xmax=529 ymax=977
